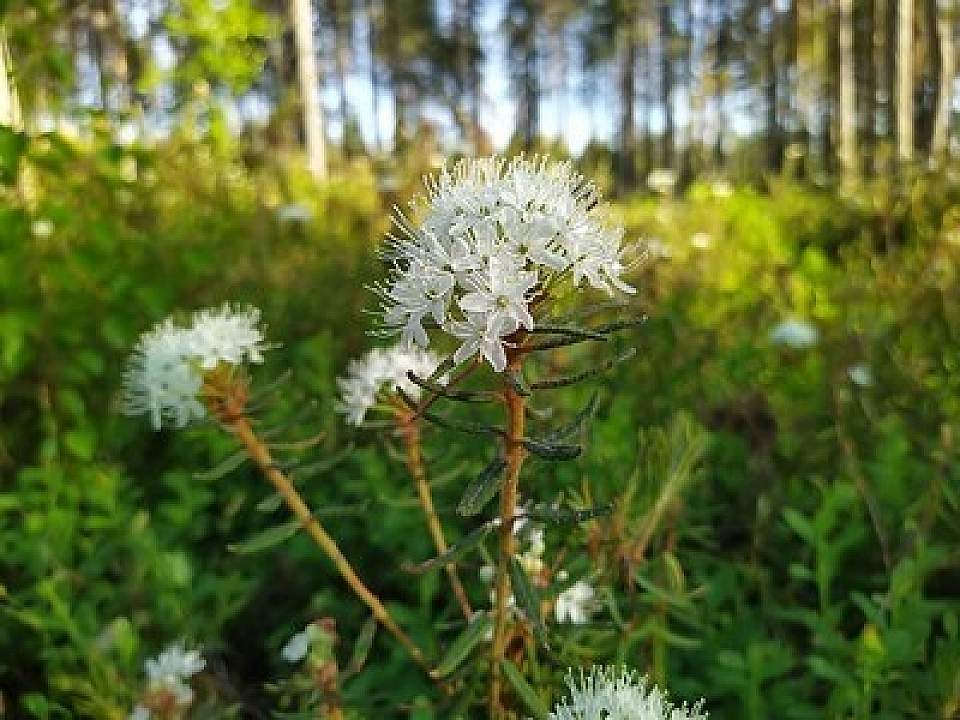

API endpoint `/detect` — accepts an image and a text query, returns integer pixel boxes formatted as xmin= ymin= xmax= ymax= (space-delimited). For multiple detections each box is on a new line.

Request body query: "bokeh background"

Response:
xmin=1 ymin=0 xmax=959 ymax=717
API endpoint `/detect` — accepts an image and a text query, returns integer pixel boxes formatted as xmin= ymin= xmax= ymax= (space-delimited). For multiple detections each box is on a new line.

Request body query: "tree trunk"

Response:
xmin=838 ymin=0 xmax=858 ymax=189
xmin=930 ymin=0 xmax=954 ymax=159
xmin=290 ymin=0 xmax=327 ymax=180
xmin=659 ymin=0 xmax=675 ymax=168
xmin=0 ymin=27 xmax=22 ymax=129
xmin=766 ymin=0 xmax=782 ymax=172
xmin=619 ymin=8 xmax=638 ymax=193
xmin=713 ymin=0 xmax=728 ymax=168
xmin=365 ymin=0 xmax=381 ymax=152
xmin=859 ymin=0 xmax=877 ymax=165
xmin=518 ymin=3 xmax=539 ymax=148
xmin=896 ymin=0 xmax=914 ymax=162
xmin=333 ymin=0 xmax=351 ymax=154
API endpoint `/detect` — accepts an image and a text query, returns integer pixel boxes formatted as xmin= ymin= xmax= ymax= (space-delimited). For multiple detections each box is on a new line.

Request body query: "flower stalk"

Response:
xmin=395 ymin=406 xmax=474 ymax=620
xmin=227 ymin=412 xmax=431 ymax=673
xmin=192 ymin=365 xmax=433 ymax=676
xmin=489 ymin=349 xmax=527 ymax=719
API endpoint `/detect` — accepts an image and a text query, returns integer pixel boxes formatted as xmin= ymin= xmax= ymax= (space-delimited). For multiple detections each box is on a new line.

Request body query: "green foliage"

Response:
xmin=2 ymin=124 xmax=959 ymax=718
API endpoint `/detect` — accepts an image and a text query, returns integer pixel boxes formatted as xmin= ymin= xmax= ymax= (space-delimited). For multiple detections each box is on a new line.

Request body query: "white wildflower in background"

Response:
xmin=121 ymin=320 xmax=205 ymax=429
xmin=281 ymin=626 xmax=314 ymax=664
xmin=276 ymin=202 xmax=314 ymax=223
xmin=549 ymin=666 xmax=708 ymax=720
xmin=769 ymin=318 xmax=819 ymax=349
xmin=187 ymin=304 xmax=268 ymax=369
xmin=143 ymin=642 xmax=205 ymax=706
xmin=689 ymin=232 xmax=712 ymax=250
xmin=122 ymin=304 xmax=268 ymax=430
xmin=517 ymin=525 xmax=546 ymax=576
xmin=647 ymin=168 xmax=677 ymax=195
xmin=847 ymin=363 xmax=873 ymax=387
xmin=337 ymin=344 xmax=441 ymax=425
xmin=555 ymin=579 xmax=597 ymax=625
xmin=128 ymin=705 xmax=151 ymax=720
xmin=375 ymin=157 xmax=637 ymax=372
xmin=31 ymin=219 xmax=54 ymax=238
xmin=710 ymin=180 xmax=733 ymax=199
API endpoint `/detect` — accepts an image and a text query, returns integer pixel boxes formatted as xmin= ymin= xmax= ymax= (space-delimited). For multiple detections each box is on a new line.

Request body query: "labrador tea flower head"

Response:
xmin=122 ymin=304 xmax=268 ymax=429
xmin=548 ymin=666 xmax=707 ymax=720
xmin=336 ymin=343 xmax=441 ymax=425
xmin=375 ymin=157 xmax=638 ymax=371
xmin=130 ymin=642 xmax=205 ymax=719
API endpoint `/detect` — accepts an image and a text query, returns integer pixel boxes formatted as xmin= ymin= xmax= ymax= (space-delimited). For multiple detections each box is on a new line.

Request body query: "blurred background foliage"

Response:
xmin=2 ymin=0 xmax=960 ymax=717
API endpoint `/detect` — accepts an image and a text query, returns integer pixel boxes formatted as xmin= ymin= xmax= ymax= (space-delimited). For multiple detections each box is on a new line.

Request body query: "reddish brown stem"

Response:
xmin=489 ymin=352 xmax=526 ymax=719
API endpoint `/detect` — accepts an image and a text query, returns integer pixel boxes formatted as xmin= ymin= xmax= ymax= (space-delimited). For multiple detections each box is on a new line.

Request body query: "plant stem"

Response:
xmin=229 ymin=415 xmax=431 ymax=674
xmin=396 ymin=408 xmax=474 ymax=621
xmin=489 ymin=353 xmax=526 ymax=720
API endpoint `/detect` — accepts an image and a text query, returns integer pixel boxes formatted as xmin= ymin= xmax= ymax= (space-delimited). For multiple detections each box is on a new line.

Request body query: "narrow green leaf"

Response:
xmin=227 ymin=519 xmax=301 ymax=554
xmin=522 ymin=438 xmax=582 ymax=461
xmin=255 ymin=493 xmax=283 ymax=513
xmin=249 ymin=369 xmax=293 ymax=402
xmin=407 ymin=371 xmax=494 ymax=403
xmin=529 ymin=348 xmax=636 ymax=390
xmin=500 ymin=659 xmax=550 ymax=720
xmin=403 ymin=522 xmax=495 ymax=574
xmin=527 ymin=325 xmax=609 ymax=341
xmin=346 ymin=616 xmax=378 ymax=675
xmin=289 ymin=444 xmax=354 ymax=481
xmin=458 ymin=456 xmax=507 ymax=517
xmin=544 ymin=392 xmax=600 ymax=443
xmin=523 ymin=317 xmax=645 ymax=351
xmin=524 ymin=503 xmax=613 ymax=525
xmin=509 ymin=557 xmax=548 ymax=648
xmin=194 ymin=450 xmax=248 ymax=481
xmin=431 ymin=611 xmax=492 ymax=678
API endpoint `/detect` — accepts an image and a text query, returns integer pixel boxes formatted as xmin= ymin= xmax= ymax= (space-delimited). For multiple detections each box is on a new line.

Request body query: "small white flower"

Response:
xmin=447 ymin=311 xmax=516 ymax=373
xmin=647 ymin=168 xmax=677 ymax=195
xmin=337 ymin=343 xmax=442 ymax=425
xmin=121 ymin=320 xmax=206 ymax=430
xmin=458 ymin=258 xmax=538 ymax=332
xmin=710 ymin=180 xmax=733 ymax=198
xmin=479 ymin=564 xmax=496 ymax=583
xmin=276 ymin=202 xmax=313 ymax=222
xmin=549 ymin=666 xmax=708 ymax=720
xmin=769 ymin=318 xmax=819 ymax=349
xmin=848 ymin=363 xmax=873 ymax=387
xmin=143 ymin=642 xmax=205 ymax=707
xmin=690 ymin=232 xmax=712 ymax=250
xmin=129 ymin=705 xmax=151 ymax=720
xmin=187 ymin=304 xmax=268 ymax=370
xmin=555 ymin=580 xmax=597 ymax=625
xmin=375 ymin=156 xmax=637 ymax=371
xmin=31 ymin=219 xmax=54 ymax=238
xmin=281 ymin=627 xmax=312 ymax=664
xmin=517 ymin=526 xmax=546 ymax=575
xmin=122 ymin=305 xmax=269 ymax=430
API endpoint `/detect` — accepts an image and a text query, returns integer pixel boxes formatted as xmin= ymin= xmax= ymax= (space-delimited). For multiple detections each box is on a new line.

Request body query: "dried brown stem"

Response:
xmin=396 ymin=407 xmax=474 ymax=621
xmin=228 ymin=414 xmax=432 ymax=674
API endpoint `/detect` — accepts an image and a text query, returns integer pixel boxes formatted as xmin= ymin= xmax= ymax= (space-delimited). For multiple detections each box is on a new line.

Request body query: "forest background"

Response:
xmin=1 ymin=0 xmax=959 ymax=717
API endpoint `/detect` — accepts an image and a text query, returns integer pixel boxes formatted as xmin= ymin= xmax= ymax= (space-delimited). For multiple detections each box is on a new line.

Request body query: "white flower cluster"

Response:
xmin=122 ymin=304 xmax=268 ymax=429
xmin=337 ymin=344 xmax=442 ymax=425
xmin=554 ymin=579 xmax=598 ymax=625
xmin=549 ymin=666 xmax=707 ymax=720
xmin=130 ymin=642 xmax=205 ymax=720
xmin=376 ymin=157 xmax=636 ymax=372
xmin=769 ymin=318 xmax=819 ymax=349
xmin=281 ymin=624 xmax=315 ymax=664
